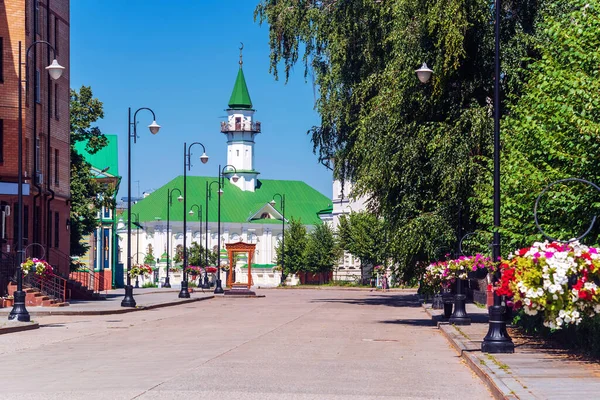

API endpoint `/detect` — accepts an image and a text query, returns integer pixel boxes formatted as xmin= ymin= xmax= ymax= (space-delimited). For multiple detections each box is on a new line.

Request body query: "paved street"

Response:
xmin=0 ymin=289 xmax=490 ymax=399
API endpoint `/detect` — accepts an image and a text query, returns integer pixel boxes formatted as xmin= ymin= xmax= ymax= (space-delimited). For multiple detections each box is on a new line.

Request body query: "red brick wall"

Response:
xmin=0 ymin=1 xmax=70 ymax=261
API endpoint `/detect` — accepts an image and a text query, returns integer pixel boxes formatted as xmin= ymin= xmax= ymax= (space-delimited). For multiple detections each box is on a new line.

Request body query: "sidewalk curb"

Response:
xmin=422 ymin=304 xmax=531 ymax=400
xmin=0 ymin=321 xmax=39 ymax=335
xmin=0 ymin=296 xmax=215 ymax=317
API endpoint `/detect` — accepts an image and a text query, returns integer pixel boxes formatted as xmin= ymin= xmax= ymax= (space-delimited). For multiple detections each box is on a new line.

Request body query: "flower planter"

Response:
xmin=4 ymin=299 xmax=14 ymax=307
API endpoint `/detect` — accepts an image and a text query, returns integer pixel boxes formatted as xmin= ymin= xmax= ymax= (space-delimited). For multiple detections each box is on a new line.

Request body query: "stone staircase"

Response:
xmin=7 ymin=283 xmax=70 ymax=307
xmin=67 ymin=279 xmax=105 ymax=301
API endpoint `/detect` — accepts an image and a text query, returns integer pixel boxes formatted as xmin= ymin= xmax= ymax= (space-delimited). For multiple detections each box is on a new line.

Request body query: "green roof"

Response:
xmin=125 ymin=176 xmax=331 ymax=226
xmin=74 ymin=134 xmax=119 ymax=178
xmin=228 ymin=68 xmax=253 ymax=109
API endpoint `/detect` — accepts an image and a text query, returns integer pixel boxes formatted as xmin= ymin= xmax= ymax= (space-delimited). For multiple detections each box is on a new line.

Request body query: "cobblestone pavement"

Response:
xmin=0 ymin=289 xmax=491 ymax=399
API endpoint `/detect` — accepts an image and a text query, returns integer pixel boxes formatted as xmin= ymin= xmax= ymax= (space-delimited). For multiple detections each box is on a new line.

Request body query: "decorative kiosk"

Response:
xmin=224 ymin=242 xmax=257 ymax=296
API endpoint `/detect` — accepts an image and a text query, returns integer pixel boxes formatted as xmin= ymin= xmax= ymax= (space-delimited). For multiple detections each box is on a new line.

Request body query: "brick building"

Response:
xmin=0 ymin=1 xmax=71 ymax=275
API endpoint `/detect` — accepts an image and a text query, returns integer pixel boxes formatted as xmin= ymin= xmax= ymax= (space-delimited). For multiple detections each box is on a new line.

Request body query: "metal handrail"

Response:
xmin=220 ymin=121 xmax=261 ymax=133
xmin=24 ymin=272 xmax=67 ymax=303
xmin=69 ymin=268 xmax=108 ymax=295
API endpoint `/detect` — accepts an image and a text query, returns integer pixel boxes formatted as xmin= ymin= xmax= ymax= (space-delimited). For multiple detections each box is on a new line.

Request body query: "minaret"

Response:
xmin=220 ymin=44 xmax=261 ymax=192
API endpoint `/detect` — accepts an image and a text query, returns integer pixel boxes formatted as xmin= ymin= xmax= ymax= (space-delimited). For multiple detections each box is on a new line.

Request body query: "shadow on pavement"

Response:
xmin=310 ymin=293 xmax=420 ymax=308
xmin=379 ymin=318 xmax=437 ymax=327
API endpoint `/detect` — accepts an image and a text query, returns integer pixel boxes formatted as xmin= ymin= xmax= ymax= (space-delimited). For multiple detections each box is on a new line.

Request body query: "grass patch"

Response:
xmin=474 ymin=302 xmax=487 ymax=309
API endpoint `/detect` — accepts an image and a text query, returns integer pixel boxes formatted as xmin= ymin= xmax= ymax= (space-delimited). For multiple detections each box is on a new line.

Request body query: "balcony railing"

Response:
xmin=220 ymin=121 xmax=261 ymax=133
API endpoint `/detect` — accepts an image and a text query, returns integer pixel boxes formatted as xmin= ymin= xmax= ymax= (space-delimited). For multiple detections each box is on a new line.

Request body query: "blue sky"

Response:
xmin=70 ymin=1 xmax=332 ymax=201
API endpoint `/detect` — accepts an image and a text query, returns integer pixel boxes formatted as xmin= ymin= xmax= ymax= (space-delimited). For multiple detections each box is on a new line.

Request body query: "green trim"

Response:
xmin=240 ymin=263 xmax=277 ymax=269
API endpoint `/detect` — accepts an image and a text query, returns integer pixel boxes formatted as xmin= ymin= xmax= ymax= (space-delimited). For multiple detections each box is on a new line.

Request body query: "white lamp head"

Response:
xmin=415 ymin=62 xmax=433 ymax=83
xmin=231 ymin=173 xmax=239 ymax=183
xmin=148 ymin=121 xmax=161 ymax=135
xmin=46 ymin=59 xmax=65 ymax=80
xmin=189 ymin=209 xmax=194 ymax=215
xmin=200 ymin=153 xmax=209 ymax=164
xmin=177 ymin=195 xmax=184 ymax=203
xmin=218 ymin=188 xmax=223 ymax=196
xmin=269 ymin=200 xmax=276 ymax=207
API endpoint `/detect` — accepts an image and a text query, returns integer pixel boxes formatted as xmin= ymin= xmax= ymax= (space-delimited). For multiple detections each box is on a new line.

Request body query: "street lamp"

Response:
xmin=269 ymin=194 xmax=286 ymax=285
xmin=10 ymin=41 xmax=64 ymax=322
xmin=121 ymin=107 xmax=160 ymax=308
xmin=188 ymin=204 xmax=202 ymax=287
xmin=164 ymin=188 xmax=183 ymax=289
xmin=212 ymin=164 xmax=239 ymax=294
xmin=180 ymin=142 xmax=209 ymax=299
xmin=205 ymin=180 xmax=220 ymax=289
xmin=118 ymin=213 xmax=141 ymax=287
xmin=482 ymin=0 xmax=514 ymax=353
xmin=415 ymin=63 xmax=433 ymax=83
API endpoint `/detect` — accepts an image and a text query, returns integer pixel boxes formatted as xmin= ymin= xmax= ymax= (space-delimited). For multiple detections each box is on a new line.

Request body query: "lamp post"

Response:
xmin=10 ymin=41 xmax=64 ymax=322
xmin=205 ymin=180 xmax=220 ymax=289
xmin=121 ymin=107 xmax=160 ymax=308
xmin=164 ymin=188 xmax=183 ymax=289
xmin=269 ymin=194 xmax=286 ymax=285
xmin=188 ymin=204 xmax=202 ymax=287
xmin=482 ymin=0 xmax=514 ymax=353
xmin=213 ymin=164 xmax=239 ymax=294
xmin=119 ymin=213 xmax=140 ymax=288
xmin=179 ymin=142 xmax=209 ymax=298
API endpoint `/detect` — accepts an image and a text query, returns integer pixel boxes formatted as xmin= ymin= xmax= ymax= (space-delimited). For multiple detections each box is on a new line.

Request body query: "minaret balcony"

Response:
xmin=221 ymin=121 xmax=261 ymax=133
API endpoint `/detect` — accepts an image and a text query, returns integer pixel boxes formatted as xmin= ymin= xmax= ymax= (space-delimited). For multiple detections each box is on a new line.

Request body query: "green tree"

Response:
xmin=275 ymin=218 xmax=308 ymax=275
xmin=70 ymin=86 xmax=113 ymax=259
xmin=474 ymin=0 xmax=600 ymax=253
xmin=338 ymin=211 xmax=387 ymax=282
xmin=188 ymin=242 xmax=217 ymax=267
xmin=255 ymin=0 xmax=544 ymax=276
xmin=304 ymin=223 xmax=340 ymax=277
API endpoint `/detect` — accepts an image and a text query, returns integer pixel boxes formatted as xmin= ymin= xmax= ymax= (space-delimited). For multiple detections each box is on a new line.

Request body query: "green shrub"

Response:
xmin=141 ymin=282 xmax=158 ymax=288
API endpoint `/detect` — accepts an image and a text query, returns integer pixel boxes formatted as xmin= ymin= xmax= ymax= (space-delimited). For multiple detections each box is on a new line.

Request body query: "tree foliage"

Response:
xmin=304 ymin=223 xmax=340 ymax=273
xmin=256 ymin=0 xmax=545 ymax=275
xmin=275 ymin=218 xmax=308 ymax=275
xmin=70 ymin=86 xmax=113 ymax=257
xmin=187 ymin=242 xmax=218 ymax=267
xmin=474 ymin=0 xmax=600 ymax=253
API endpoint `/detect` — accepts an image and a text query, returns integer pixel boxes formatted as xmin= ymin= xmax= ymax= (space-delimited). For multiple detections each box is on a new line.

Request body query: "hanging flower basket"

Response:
xmin=129 ymin=264 xmax=152 ymax=279
xmin=21 ymin=258 xmax=53 ymax=277
xmin=421 ymin=254 xmax=491 ymax=294
xmin=497 ymin=241 xmax=600 ymax=330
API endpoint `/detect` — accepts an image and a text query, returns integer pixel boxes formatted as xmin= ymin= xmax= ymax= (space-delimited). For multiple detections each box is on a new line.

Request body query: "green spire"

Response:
xmin=228 ymin=67 xmax=253 ymax=109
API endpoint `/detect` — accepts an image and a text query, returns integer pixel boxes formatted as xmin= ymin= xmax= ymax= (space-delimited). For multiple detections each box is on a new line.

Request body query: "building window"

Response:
xmin=35 ymin=138 xmax=41 ymax=176
xmin=54 ymin=212 xmax=59 ymax=248
xmin=33 ymin=206 xmax=40 ymax=244
xmin=0 ymin=119 xmax=3 ymax=163
xmin=103 ymin=206 xmax=111 ymax=219
xmin=0 ymin=37 xmax=4 ymax=83
xmin=54 ymin=16 xmax=59 ymax=56
xmin=24 ymin=205 xmax=29 ymax=245
xmin=25 ymin=138 xmax=30 ymax=173
xmin=236 ymin=150 xmax=239 ymax=157
xmin=54 ymin=149 xmax=59 ymax=184
xmin=35 ymin=0 xmax=40 ymax=36
xmin=35 ymin=70 xmax=41 ymax=103
xmin=48 ymin=83 xmax=52 ymax=114
xmin=54 ymin=84 xmax=59 ymax=119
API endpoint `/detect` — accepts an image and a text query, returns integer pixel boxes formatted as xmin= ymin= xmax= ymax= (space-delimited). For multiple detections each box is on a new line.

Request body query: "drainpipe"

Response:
xmin=46 ymin=0 xmax=56 ymax=264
